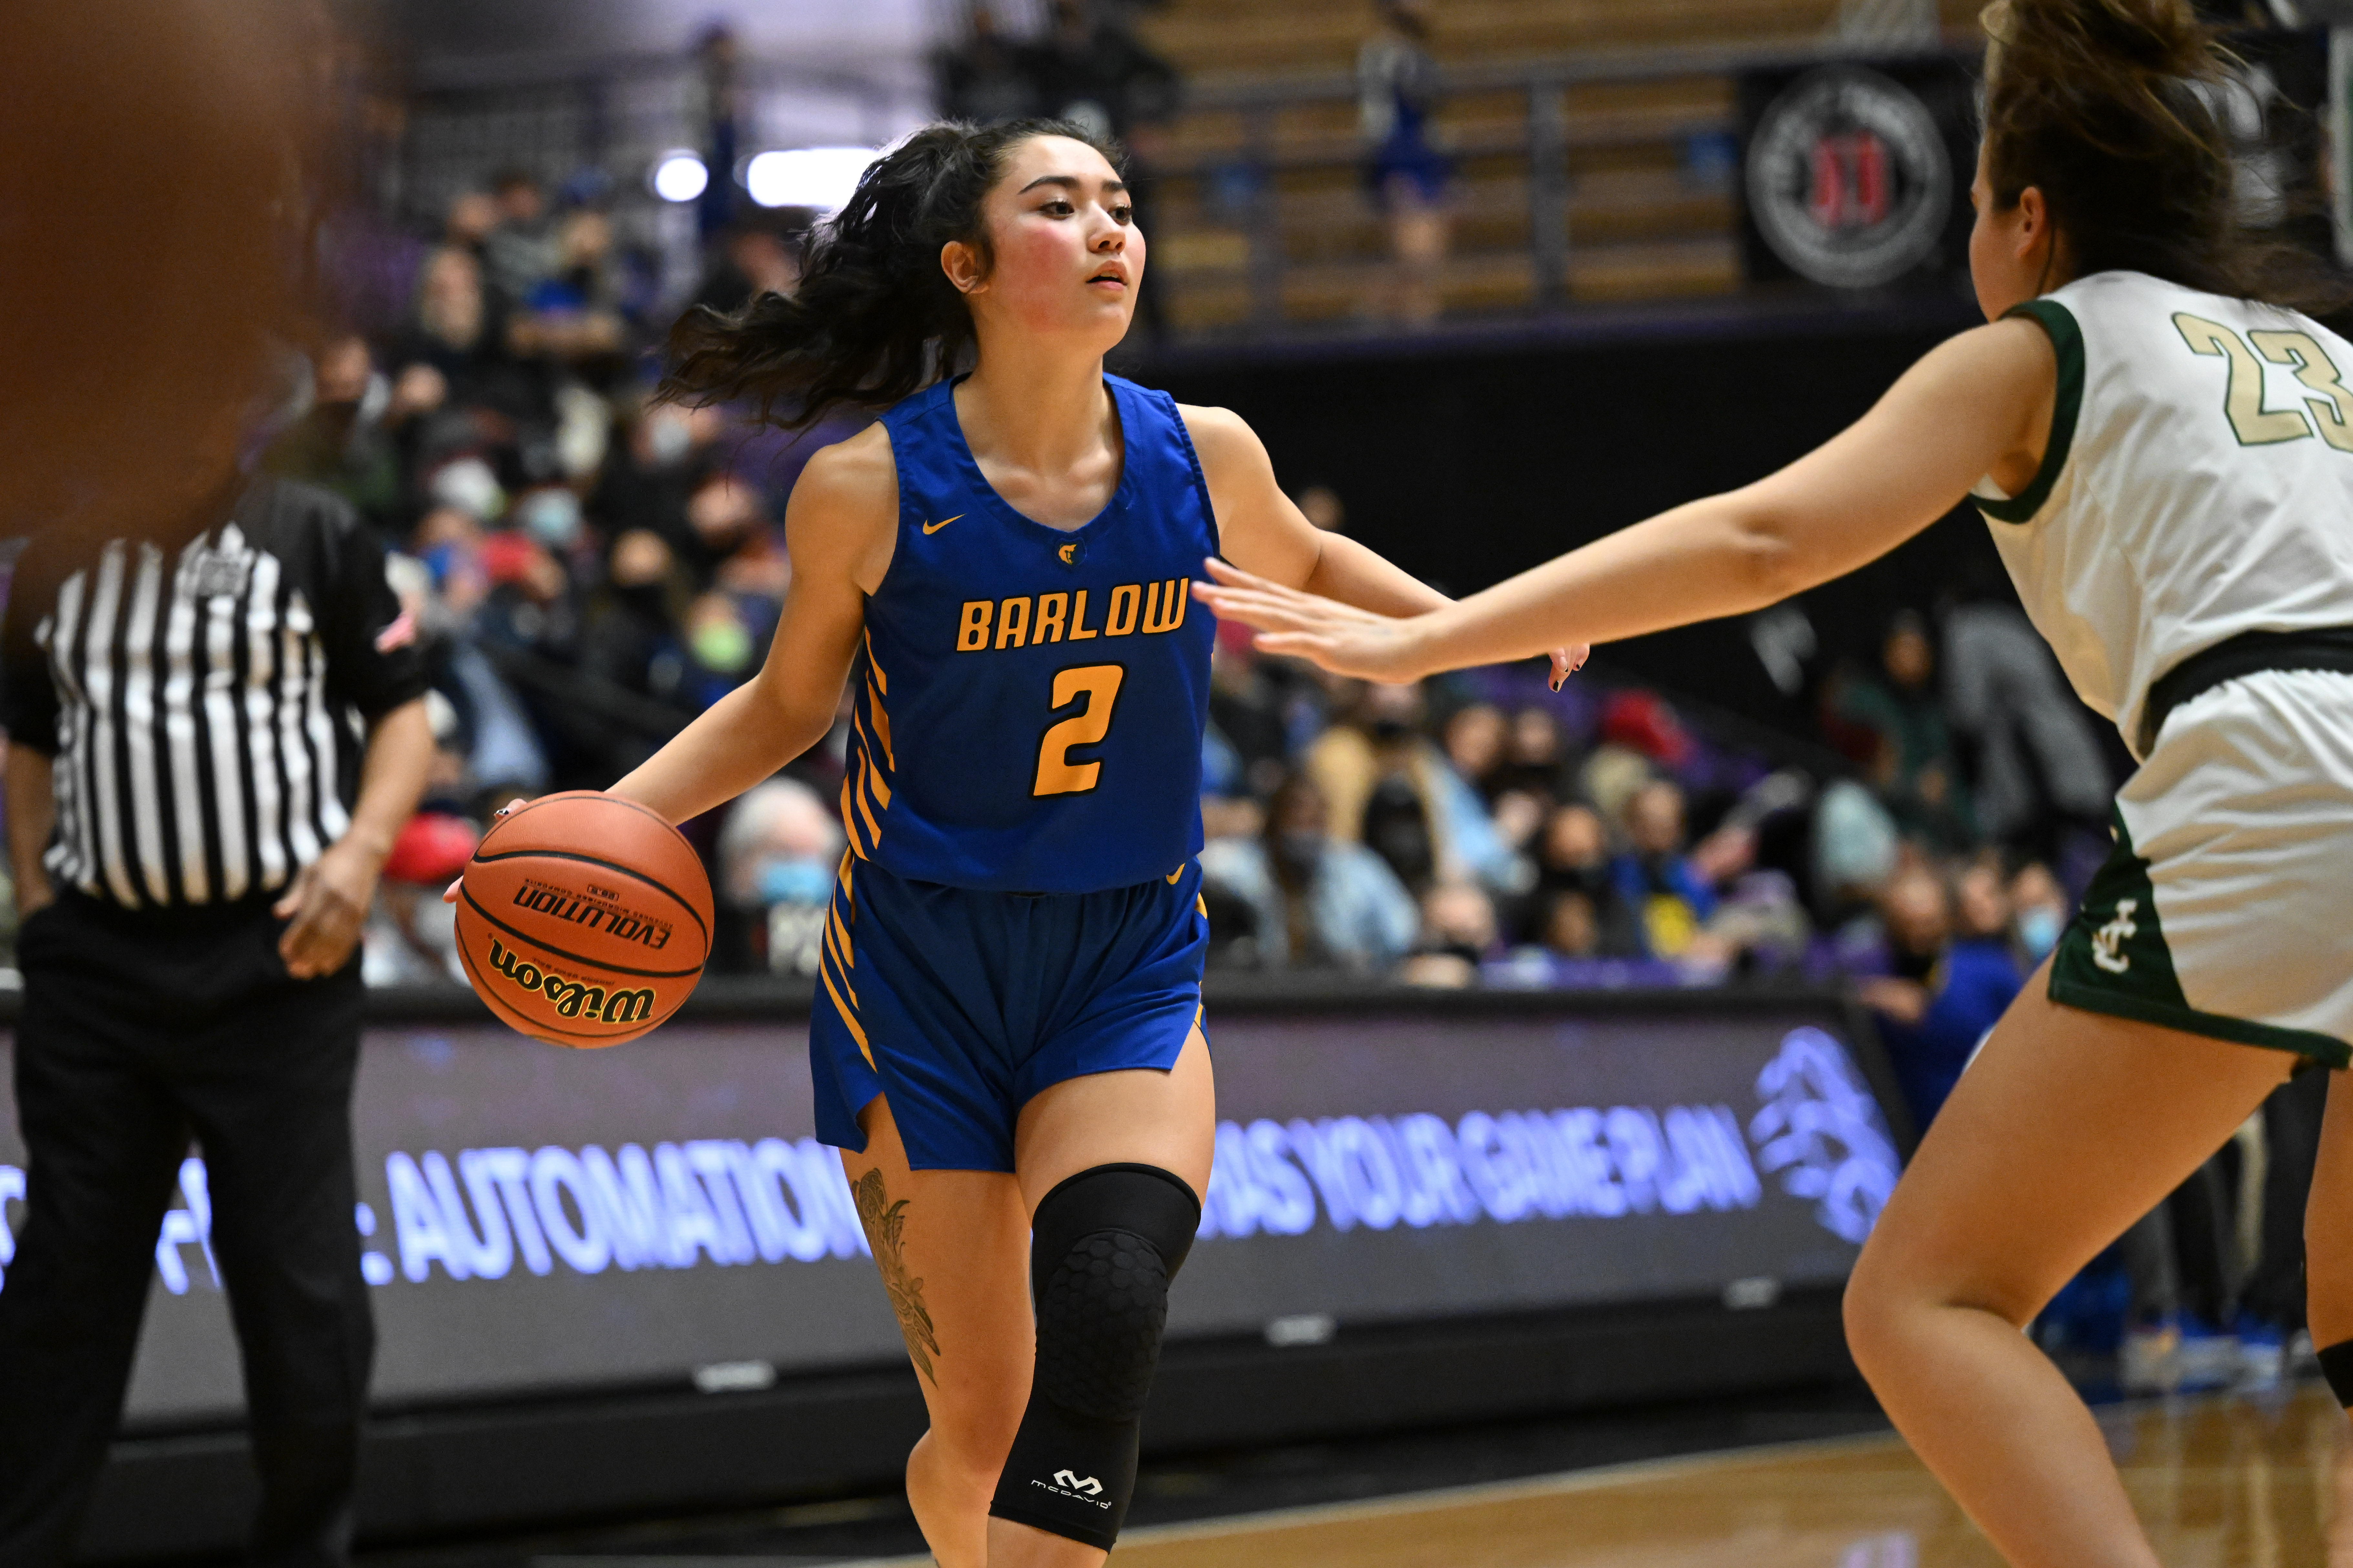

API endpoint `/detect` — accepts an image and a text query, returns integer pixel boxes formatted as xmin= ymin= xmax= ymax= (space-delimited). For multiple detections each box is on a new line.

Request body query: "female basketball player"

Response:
xmin=589 ymin=121 xmax=1576 ymax=1566
xmin=1198 ymin=3 xmax=2353 ymax=1563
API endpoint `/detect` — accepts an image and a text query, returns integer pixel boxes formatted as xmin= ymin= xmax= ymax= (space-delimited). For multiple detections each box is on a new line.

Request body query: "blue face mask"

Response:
xmin=2017 ymin=906 xmax=2063 ymax=960
xmin=518 ymin=488 xmax=583 ymax=549
xmin=757 ymin=858 xmax=833 ymax=907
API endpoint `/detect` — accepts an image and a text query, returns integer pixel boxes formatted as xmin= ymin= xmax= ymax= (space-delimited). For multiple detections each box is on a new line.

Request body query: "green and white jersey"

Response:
xmin=1973 ymin=269 xmax=2353 ymax=759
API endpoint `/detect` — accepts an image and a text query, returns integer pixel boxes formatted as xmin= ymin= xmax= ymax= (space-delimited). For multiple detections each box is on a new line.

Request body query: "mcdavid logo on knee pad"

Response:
xmin=1032 ymin=1470 xmax=1110 ymax=1507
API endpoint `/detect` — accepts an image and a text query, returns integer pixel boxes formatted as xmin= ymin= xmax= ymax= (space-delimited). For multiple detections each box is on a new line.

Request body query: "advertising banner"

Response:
xmin=0 ymin=997 xmax=1902 ymax=1429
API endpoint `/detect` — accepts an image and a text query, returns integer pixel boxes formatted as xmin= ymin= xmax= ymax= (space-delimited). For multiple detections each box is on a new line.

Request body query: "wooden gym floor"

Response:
xmin=839 ymin=1383 xmax=2351 ymax=1567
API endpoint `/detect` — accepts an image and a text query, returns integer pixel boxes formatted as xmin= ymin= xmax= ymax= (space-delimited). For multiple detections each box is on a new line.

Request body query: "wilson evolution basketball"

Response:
xmin=453 ymin=791 xmax=713 ymax=1047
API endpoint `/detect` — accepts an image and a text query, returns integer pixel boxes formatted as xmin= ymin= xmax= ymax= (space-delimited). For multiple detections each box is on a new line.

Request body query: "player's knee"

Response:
xmin=2306 ymin=1237 xmax=2353 ymax=1407
xmin=2316 ymin=1339 xmax=2353 ymax=1409
xmin=988 ymin=1164 xmax=1201 ymax=1552
xmin=1842 ymin=1264 xmax=1901 ymax=1382
xmin=1842 ymin=1244 xmax=1955 ymax=1377
xmin=927 ymin=1387 xmax=1029 ymax=1474
xmin=1030 ymin=1180 xmax=1193 ymax=1423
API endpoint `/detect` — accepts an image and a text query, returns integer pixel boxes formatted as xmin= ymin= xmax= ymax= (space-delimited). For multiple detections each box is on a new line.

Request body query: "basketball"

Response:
xmin=452 ymin=791 xmax=713 ymax=1047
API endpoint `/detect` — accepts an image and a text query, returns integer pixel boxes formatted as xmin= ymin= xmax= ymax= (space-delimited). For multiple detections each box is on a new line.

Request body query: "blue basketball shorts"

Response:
xmin=809 ymin=855 xmax=1210 ymax=1172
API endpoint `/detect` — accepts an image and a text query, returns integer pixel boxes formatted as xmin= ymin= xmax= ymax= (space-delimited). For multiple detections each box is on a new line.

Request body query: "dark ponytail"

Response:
xmin=658 ymin=118 xmax=1125 ymax=430
xmin=1980 ymin=0 xmax=2351 ymax=314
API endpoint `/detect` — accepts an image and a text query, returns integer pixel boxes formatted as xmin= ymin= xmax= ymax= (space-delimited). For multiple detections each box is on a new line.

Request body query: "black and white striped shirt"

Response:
xmin=1 ymin=478 xmax=427 ymax=909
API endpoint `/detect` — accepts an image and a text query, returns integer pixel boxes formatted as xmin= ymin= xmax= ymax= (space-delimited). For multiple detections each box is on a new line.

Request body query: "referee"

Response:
xmin=0 ymin=474 xmax=432 ymax=1567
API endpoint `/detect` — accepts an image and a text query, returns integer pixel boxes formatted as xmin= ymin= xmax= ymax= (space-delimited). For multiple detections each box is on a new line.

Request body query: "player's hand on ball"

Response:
xmin=443 ymin=797 xmax=530 ymax=904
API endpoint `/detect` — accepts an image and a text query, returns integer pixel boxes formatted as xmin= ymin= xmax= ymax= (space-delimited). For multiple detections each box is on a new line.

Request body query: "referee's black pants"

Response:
xmin=0 ymin=890 xmax=372 ymax=1568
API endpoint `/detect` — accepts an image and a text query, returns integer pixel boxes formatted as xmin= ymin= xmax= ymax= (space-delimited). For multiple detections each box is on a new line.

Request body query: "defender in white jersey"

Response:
xmin=1980 ymin=270 xmax=2353 ymax=1059
xmin=1198 ymin=2 xmax=2353 ymax=1563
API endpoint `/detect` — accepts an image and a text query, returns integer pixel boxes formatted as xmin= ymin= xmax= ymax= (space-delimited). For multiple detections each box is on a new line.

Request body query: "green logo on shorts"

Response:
xmin=2048 ymin=809 xmax=2353 ymax=1067
xmin=2090 ymin=899 xmax=2139 ymax=974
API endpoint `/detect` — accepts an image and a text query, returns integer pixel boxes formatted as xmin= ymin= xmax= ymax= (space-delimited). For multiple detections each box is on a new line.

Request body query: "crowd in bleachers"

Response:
xmin=1185 ymin=605 xmax=2118 ymax=1125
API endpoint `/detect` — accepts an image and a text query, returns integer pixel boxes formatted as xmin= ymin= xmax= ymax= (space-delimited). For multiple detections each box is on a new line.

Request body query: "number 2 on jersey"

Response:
xmin=1033 ymin=664 xmax=1126 ymax=796
xmin=2174 ymin=312 xmax=2353 ymax=451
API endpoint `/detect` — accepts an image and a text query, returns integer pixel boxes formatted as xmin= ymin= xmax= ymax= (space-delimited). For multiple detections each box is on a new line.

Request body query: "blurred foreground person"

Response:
xmin=0 ymin=5 xmax=328 ymax=540
xmin=0 ymin=471 xmax=433 ymax=1566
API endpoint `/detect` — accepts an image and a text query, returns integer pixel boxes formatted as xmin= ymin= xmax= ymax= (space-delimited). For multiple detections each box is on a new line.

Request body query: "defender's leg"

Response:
xmin=2300 ymin=1072 xmax=2353 ymax=1399
xmin=1844 ymin=970 xmax=2291 ymax=1568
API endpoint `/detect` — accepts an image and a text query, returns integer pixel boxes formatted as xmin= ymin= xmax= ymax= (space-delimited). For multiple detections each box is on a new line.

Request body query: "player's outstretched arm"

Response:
xmin=607 ymin=428 xmax=898 ymax=825
xmin=1181 ymin=403 xmax=1448 ymax=615
xmin=1182 ymin=403 xmax=1585 ymax=683
xmin=1194 ymin=316 xmax=2055 ymax=683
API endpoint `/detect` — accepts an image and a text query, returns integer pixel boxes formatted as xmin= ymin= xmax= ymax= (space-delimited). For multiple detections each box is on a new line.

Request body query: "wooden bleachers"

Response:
xmin=1140 ymin=0 xmax=1842 ymax=78
xmin=1130 ymin=0 xmax=1982 ymax=332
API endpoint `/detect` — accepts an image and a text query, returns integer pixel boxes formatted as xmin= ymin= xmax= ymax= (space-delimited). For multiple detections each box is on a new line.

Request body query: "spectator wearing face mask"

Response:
xmin=1855 ymin=864 xmax=2023 ymax=1131
xmin=1493 ymin=704 xmax=1580 ymax=806
xmin=1305 ymin=680 xmax=1513 ymax=895
xmin=266 ymin=335 xmax=403 ymax=535
xmin=580 ymin=529 xmax=692 ymax=717
xmin=1198 ymin=772 xmax=1418 ymax=973
xmin=677 ymin=468 xmax=782 ymax=594
xmin=1442 ymin=700 xmax=1545 ymax=862
xmin=507 ymin=208 xmax=628 ymax=376
xmin=480 ymin=167 xmax=559 ymax=309
xmin=716 ymin=778 xmax=846 ymax=976
xmin=592 ymin=398 xmax=719 ymax=552
xmin=1399 ymin=882 xmax=1501 ymax=988
xmin=680 ymin=591 xmax=770 ymax=710
xmin=1522 ymin=801 xmax=1643 ymax=956
xmin=2008 ymin=860 xmax=2071 ymax=968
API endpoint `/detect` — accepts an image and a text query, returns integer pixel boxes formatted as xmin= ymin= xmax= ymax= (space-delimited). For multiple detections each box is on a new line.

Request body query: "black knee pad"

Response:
xmin=988 ymin=1163 xmax=1199 ymax=1551
xmin=2321 ymin=1340 xmax=2353 ymax=1407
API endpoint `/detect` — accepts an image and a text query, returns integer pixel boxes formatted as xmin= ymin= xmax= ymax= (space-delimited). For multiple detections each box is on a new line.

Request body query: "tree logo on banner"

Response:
xmin=1747 ymin=65 xmax=1951 ymax=289
xmin=1749 ymin=1026 xmax=1902 ymax=1244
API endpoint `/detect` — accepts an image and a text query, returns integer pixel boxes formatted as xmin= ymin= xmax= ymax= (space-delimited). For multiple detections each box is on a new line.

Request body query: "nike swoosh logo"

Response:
xmin=922 ymin=514 xmax=964 ymax=535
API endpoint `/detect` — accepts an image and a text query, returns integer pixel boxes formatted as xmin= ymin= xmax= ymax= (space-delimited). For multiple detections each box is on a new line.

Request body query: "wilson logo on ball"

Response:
xmin=485 ymin=938 xmax=658 ymax=1024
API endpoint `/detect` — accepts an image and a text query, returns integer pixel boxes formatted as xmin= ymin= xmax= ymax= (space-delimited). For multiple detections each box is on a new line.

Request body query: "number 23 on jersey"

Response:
xmin=2175 ymin=312 xmax=2353 ymax=451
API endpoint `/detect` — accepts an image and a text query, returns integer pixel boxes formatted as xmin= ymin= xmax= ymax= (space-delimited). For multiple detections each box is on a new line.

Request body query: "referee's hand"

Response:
xmin=274 ymin=840 xmax=382 ymax=979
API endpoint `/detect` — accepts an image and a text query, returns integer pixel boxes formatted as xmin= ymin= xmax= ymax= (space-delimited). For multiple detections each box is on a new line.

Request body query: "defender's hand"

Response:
xmin=1547 ymin=644 xmax=1591 ymax=691
xmin=1199 ymin=561 xmax=1591 ymax=689
xmin=1194 ymin=560 xmax=1432 ymax=684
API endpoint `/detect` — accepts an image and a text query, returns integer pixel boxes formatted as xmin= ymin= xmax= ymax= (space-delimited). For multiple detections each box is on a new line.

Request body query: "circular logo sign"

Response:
xmin=1746 ymin=66 xmax=1952 ymax=289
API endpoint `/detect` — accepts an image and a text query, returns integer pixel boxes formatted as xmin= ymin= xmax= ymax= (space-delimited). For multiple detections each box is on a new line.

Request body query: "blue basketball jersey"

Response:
xmin=840 ymin=374 xmax=1216 ymax=894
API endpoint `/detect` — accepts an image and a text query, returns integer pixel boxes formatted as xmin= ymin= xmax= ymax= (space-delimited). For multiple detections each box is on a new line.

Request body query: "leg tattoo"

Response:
xmin=852 ymin=1166 xmax=943 ymax=1385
